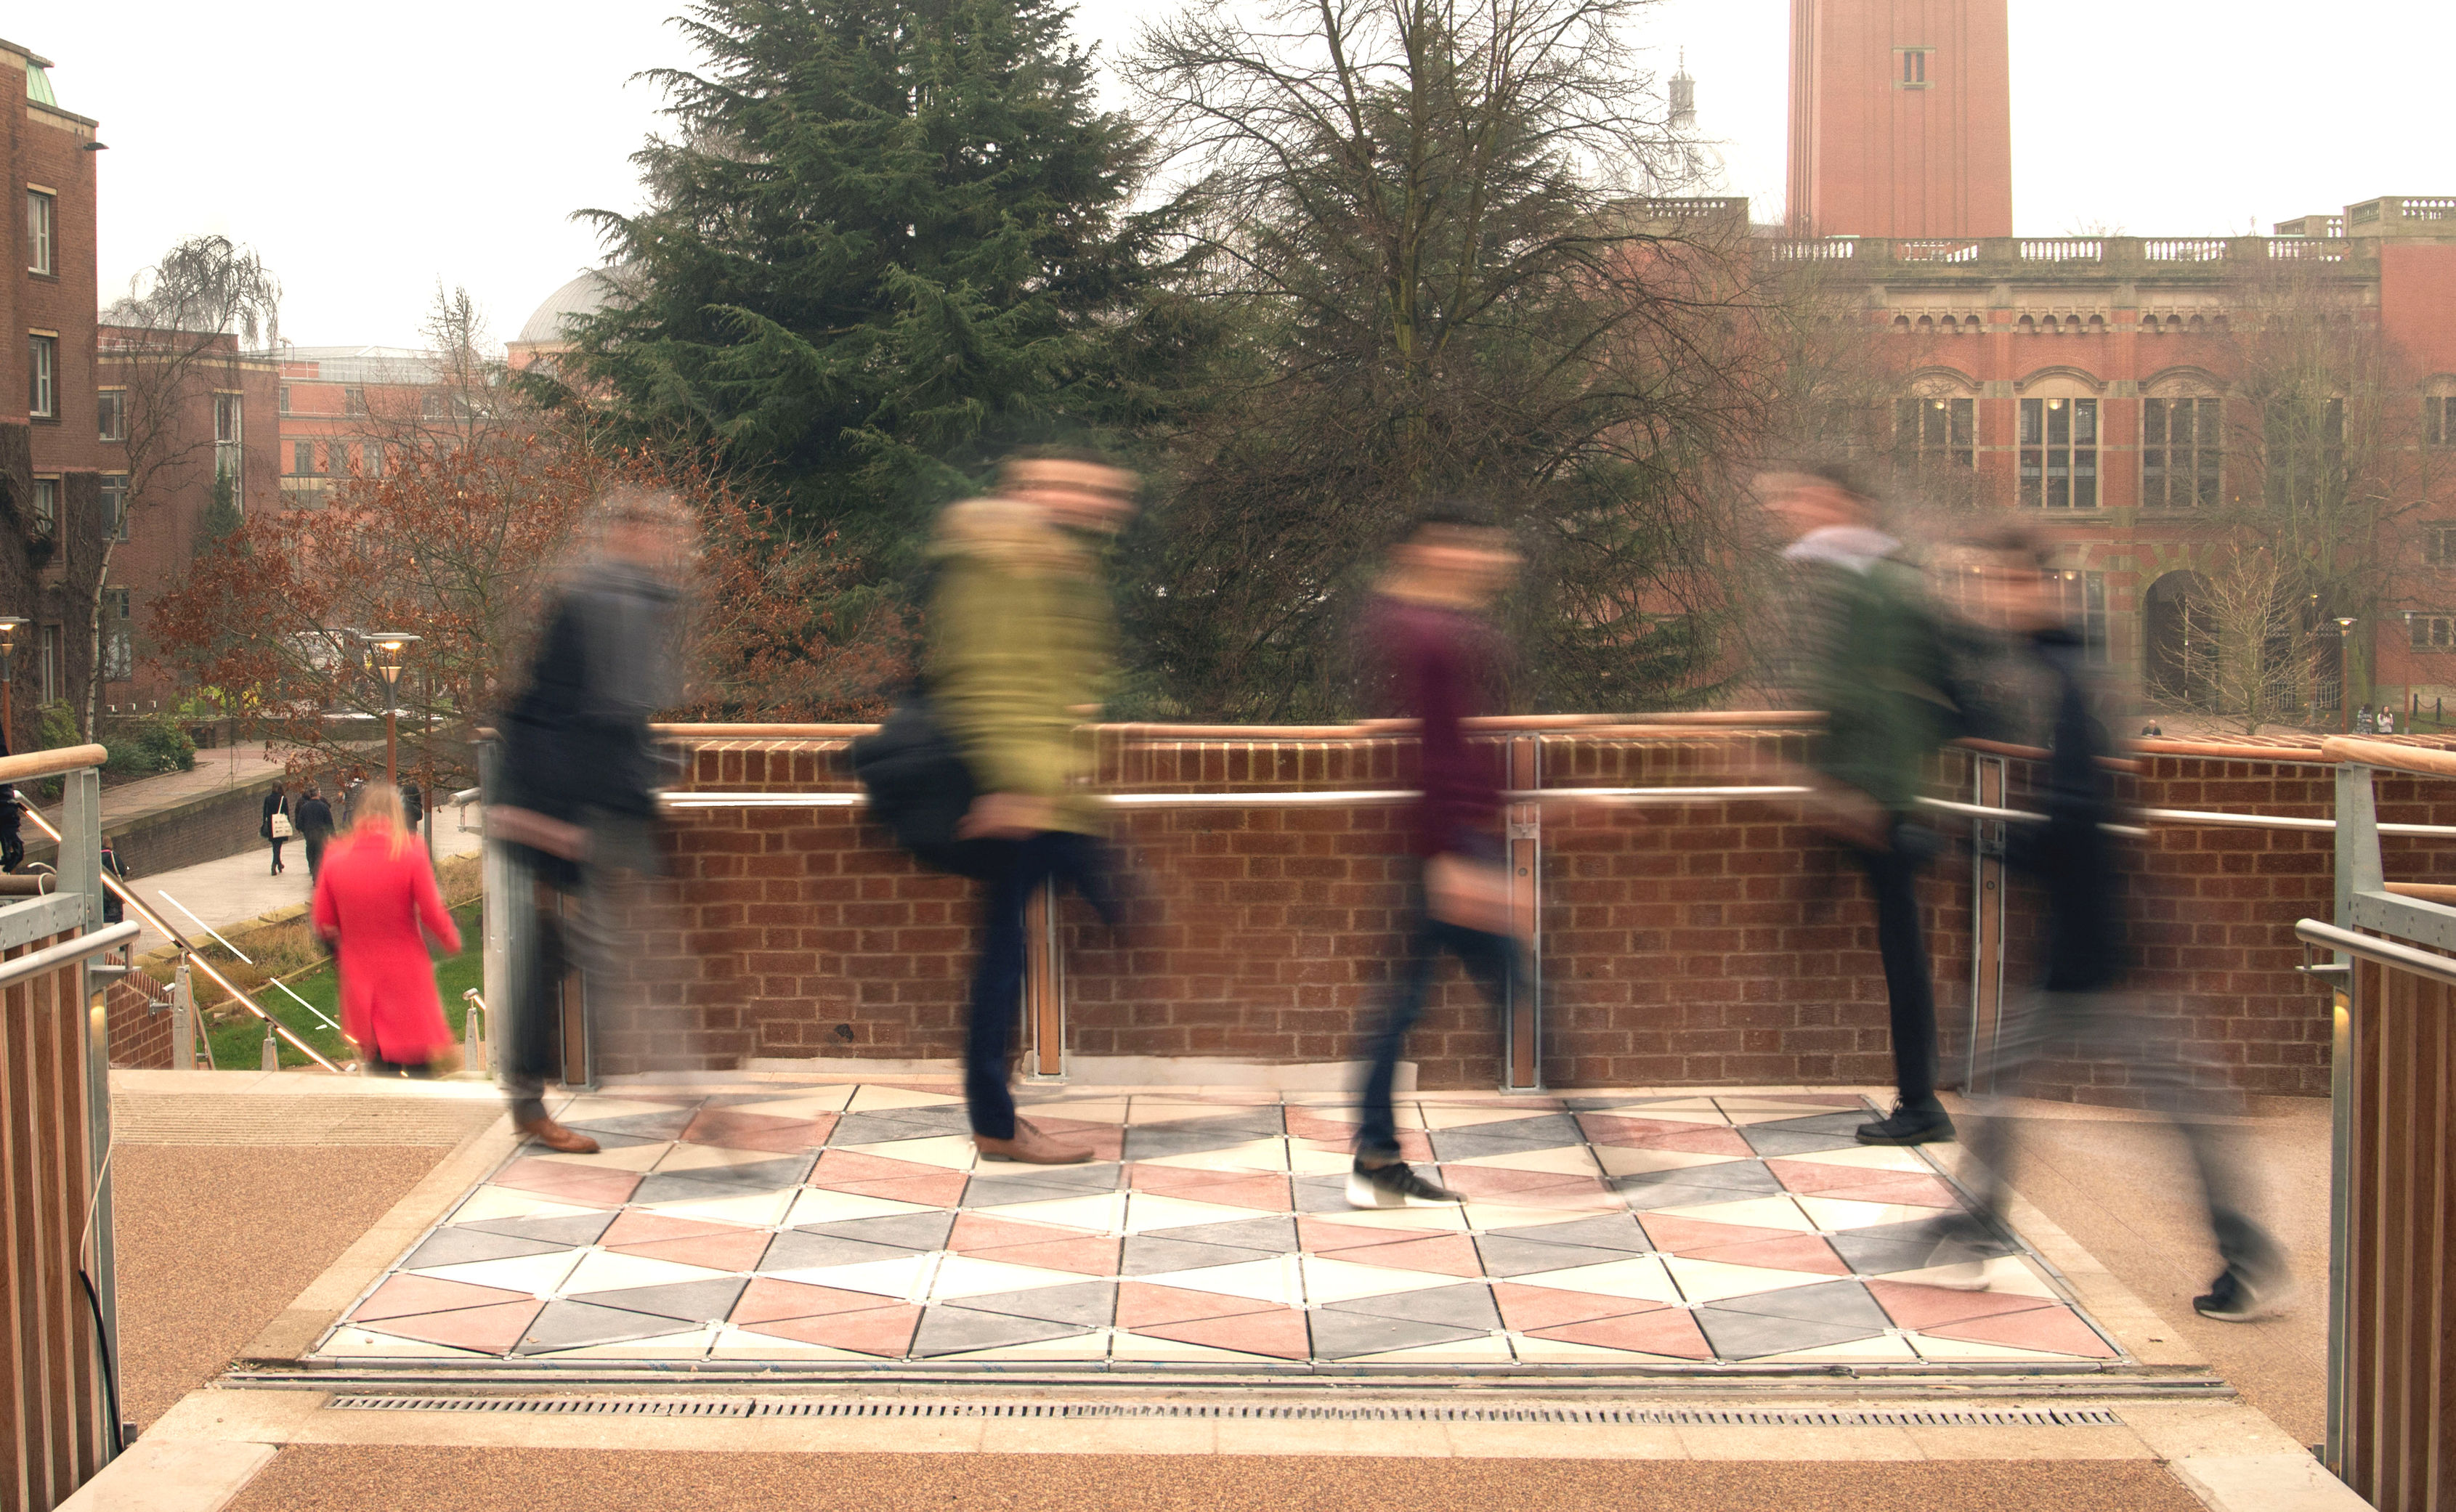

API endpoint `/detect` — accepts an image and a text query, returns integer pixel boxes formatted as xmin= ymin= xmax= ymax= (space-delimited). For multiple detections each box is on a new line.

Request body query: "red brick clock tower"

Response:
xmin=1787 ymin=0 xmax=2013 ymax=238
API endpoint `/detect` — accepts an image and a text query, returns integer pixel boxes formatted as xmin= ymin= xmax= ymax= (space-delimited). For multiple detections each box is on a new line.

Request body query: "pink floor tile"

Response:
xmin=1296 ymin=1218 xmax=1450 ymax=1253
xmin=1638 ymin=1215 xmax=1802 ymax=1254
xmin=490 ymin=1159 xmax=639 ymax=1206
xmin=352 ymin=1275 xmax=532 ymax=1323
xmin=1316 ymin=1235 xmax=1483 ymax=1277
xmin=949 ymin=1214 xmax=1087 ymax=1253
xmin=809 ymin=1150 xmax=959 ymax=1185
xmin=366 ymin=1300 xmax=544 ymax=1355
xmin=1127 ymin=1168 xmax=1292 ymax=1211
xmin=600 ymin=1211 xmax=754 ymax=1248
xmin=1116 ymin=1283 xmax=1280 ymax=1330
xmin=973 ymin=1236 xmax=1122 ymax=1276
xmin=681 ymin=1108 xmax=838 ymax=1153
xmin=1141 ymin=1307 xmax=1310 ymax=1361
xmin=1493 ymin=1283 xmax=1663 ymax=1332
xmin=737 ymin=1304 xmax=922 ymax=1357
xmin=1684 ymin=1233 xmax=1852 ymax=1277
xmin=816 ymin=1173 xmax=970 ymax=1206
xmin=1578 ymin=1119 xmax=1754 ymax=1158
xmin=1764 ymin=1158 xmax=1903 ymax=1195
xmin=1867 ymin=1280 xmax=2062 ymax=1331
xmin=1440 ymin=1166 xmax=1610 ymax=1200
xmin=610 ymin=1231 xmax=774 ymax=1272
xmin=1922 ymin=1306 xmax=2116 ymax=1358
xmin=732 ymin=1278 xmax=909 ymax=1326
xmin=1528 ymin=1309 xmax=1714 ymax=1359
xmin=1812 ymin=1174 xmax=1961 ymax=1208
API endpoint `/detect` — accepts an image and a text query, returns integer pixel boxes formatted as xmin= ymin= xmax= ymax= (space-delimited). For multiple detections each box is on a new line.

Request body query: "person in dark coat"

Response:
xmin=489 ymin=487 xmax=689 ymax=1155
xmin=1939 ymin=527 xmax=2293 ymax=1322
xmin=98 ymin=836 xmax=128 ymax=926
xmin=295 ymin=784 xmax=336 ymax=882
xmin=261 ymin=782 xmax=293 ymax=875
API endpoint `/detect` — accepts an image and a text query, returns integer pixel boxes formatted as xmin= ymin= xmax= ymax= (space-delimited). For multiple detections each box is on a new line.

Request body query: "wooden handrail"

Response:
xmin=2135 ymin=739 xmax=2331 ymax=764
xmin=2386 ymin=882 xmax=2456 ymax=906
xmin=0 ymin=744 xmax=107 ymax=784
xmin=2321 ymin=735 xmax=2456 ymax=779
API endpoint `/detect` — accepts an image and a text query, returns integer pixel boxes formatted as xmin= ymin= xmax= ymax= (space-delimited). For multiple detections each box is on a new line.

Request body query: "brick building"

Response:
xmin=1772 ymin=0 xmax=2456 ymax=722
xmin=271 ymin=345 xmax=439 ymax=509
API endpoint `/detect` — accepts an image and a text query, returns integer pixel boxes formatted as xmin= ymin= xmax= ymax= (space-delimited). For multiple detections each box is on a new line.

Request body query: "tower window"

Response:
xmin=1897 ymin=49 xmax=1931 ymax=87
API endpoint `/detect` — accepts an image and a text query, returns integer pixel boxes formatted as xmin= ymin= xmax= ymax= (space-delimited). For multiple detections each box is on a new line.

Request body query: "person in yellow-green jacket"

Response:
xmin=929 ymin=450 xmax=1137 ymax=1164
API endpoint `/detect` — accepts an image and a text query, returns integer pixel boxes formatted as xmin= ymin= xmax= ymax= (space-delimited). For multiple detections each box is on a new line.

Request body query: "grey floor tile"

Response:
xmin=759 ymin=1232 xmax=924 ymax=1272
xmin=1825 ymin=1236 xmax=1943 ymax=1276
xmin=1712 ymin=1279 xmax=1892 ymax=1330
xmin=1614 ymin=1179 xmax=1782 ymax=1212
xmin=568 ymin=1277 xmax=750 ymax=1324
xmin=1752 ymin=1112 xmax=1873 ymax=1136
xmin=1159 ymin=1217 xmax=1298 ymax=1253
xmin=794 ymin=1211 xmax=958 ymax=1250
xmin=909 ymin=1307 xmax=1095 ymax=1357
xmin=1740 ymin=1129 xmax=1863 ymax=1157
xmin=1122 ymin=1126 xmax=1271 ymax=1161
xmin=1307 ymin=1312 xmax=1489 ymax=1360
xmin=631 ymin=1168 xmax=809 ymax=1207
xmin=405 ymin=1229 xmax=575 ymax=1269
xmin=1292 ymin=1176 xmax=1355 ymax=1214
xmin=462 ymin=1211 xmax=617 ymax=1248
xmin=1132 ymin=1107 xmax=1286 ymax=1137
xmin=1119 ymin=1235 xmax=1280 ymax=1276
xmin=563 ymin=1110 xmax=697 ymax=1140
xmin=831 ymin=1107 xmax=976 ymax=1145
xmin=962 ymin=1166 xmax=1125 ymax=1209
xmin=1425 ymin=1116 xmax=1587 ymax=1161
xmin=1690 ymin=1306 xmax=1886 ymax=1360
xmin=947 ymin=1280 xmax=1117 ymax=1327
xmin=1323 ymin=1283 xmax=1501 ymax=1330
xmin=1472 ymin=1234 xmax=1642 ymax=1277
xmin=1614 ymin=1162 xmax=1783 ymax=1197
xmin=512 ymin=1300 xmax=697 ymax=1354
xmin=1482 ymin=1214 xmax=1650 ymax=1253
xmin=1831 ymin=1219 xmax=2016 ymax=1276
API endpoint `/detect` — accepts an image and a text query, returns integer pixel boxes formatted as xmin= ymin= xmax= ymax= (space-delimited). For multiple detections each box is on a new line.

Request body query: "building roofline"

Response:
xmin=0 ymin=39 xmax=57 ymax=68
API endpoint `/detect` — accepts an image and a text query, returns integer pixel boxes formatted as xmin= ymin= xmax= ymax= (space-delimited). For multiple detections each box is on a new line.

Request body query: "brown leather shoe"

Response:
xmin=519 ymin=1116 xmax=600 ymax=1155
xmin=973 ymin=1119 xmax=1093 ymax=1165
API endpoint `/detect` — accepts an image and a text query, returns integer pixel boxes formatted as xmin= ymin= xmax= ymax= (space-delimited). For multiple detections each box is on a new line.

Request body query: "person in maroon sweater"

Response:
xmin=1350 ymin=507 xmax=1524 ymax=1208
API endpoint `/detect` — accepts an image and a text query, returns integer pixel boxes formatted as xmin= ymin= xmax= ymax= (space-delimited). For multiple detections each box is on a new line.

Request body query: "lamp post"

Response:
xmin=0 ymin=618 xmax=25 ymax=752
xmin=362 ymin=633 xmax=419 ymax=784
xmin=2336 ymin=617 xmax=2359 ymax=735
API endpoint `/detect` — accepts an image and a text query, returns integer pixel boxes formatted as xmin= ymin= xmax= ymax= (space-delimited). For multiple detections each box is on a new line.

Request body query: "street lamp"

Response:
xmin=0 ymin=618 xmax=25 ymax=752
xmin=361 ymin=632 xmax=419 ymax=784
xmin=2336 ymin=617 xmax=2359 ymax=735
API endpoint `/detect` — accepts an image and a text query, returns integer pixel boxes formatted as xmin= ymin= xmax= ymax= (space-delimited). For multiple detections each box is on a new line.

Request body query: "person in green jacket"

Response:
xmin=930 ymin=450 xmax=1137 ymax=1163
xmin=1759 ymin=460 xmax=1965 ymax=1147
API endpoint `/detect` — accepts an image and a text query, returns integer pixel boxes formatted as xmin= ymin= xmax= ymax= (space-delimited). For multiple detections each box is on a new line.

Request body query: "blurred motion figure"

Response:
xmin=313 ymin=784 xmax=462 ymax=1078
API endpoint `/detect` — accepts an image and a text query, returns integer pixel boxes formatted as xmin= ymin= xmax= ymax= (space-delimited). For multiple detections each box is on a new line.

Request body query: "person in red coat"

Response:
xmin=312 ymin=782 xmax=462 ymax=1075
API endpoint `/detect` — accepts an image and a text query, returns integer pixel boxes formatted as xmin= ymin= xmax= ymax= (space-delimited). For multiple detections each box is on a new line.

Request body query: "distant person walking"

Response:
xmin=928 ymin=452 xmax=1137 ymax=1166
xmin=312 ymin=784 xmax=461 ymax=1077
xmin=98 ymin=835 xmax=129 ymax=927
xmin=1943 ymin=529 xmax=2293 ymax=1320
xmin=261 ymin=781 xmax=294 ymax=876
xmin=296 ymin=784 xmax=336 ymax=882
xmin=1350 ymin=505 xmax=1525 ymax=1209
xmin=491 ymin=487 xmax=691 ymax=1155
xmin=1757 ymin=462 xmax=1967 ymax=1147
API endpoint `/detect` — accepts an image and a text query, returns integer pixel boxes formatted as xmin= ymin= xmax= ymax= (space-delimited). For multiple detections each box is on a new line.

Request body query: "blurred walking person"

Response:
xmin=490 ymin=489 xmax=691 ymax=1155
xmin=1757 ymin=463 xmax=1966 ymax=1147
xmin=1350 ymin=506 xmax=1524 ymax=1208
xmin=262 ymin=781 xmax=294 ymax=875
xmin=312 ymin=784 xmax=463 ymax=1077
xmin=929 ymin=452 xmax=1135 ymax=1165
xmin=1942 ymin=530 xmax=2293 ymax=1318
xmin=296 ymin=783 xmax=336 ymax=882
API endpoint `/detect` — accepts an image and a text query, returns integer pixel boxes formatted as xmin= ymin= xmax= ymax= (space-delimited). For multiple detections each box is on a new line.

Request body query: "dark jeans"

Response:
xmin=965 ymin=831 xmax=1116 ymax=1140
xmin=1958 ymin=988 xmax=2282 ymax=1278
xmin=304 ymin=833 xmax=329 ymax=880
xmin=1355 ymin=878 xmax=1528 ymax=1164
xmin=501 ymin=843 xmax=583 ymax=1128
xmin=1855 ymin=836 xmax=1940 ymax=1110
xmin=269 ymin=837 xmax=287 ymax=870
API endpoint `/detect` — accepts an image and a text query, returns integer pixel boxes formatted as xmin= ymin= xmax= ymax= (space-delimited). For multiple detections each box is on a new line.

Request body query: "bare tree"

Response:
xmin=96 ymin=236 xmax=280 ymax=737
xmin=2176 ymin=541 xmax=2311 ymax=734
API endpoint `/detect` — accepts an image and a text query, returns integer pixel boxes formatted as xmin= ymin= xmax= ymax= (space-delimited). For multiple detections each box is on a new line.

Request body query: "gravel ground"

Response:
xmin=225 ymin=1447 xmax=2206 ymax=1512
xmin=112 ymin=1145 xmax=450 ymax=1426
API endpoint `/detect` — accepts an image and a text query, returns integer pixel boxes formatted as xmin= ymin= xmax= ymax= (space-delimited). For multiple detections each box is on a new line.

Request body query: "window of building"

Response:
xmin=97 ymin=388 xmax=125 ymax=442
xmin=213 ymin=392 xmax=243 ymax=497
xmin=2018 ymin=397 xmax=2098 ymax=508
xmin=37 ymin=625 xmax=58 ymax=706
xmin=101 ymin=475 xmax=128 ymax=542
xmin=2049 ymin=570 xmax=2110 ymax=664
xmin=30 ymin=476 xmax=57 ymax=540
xmin=25 ymin=189 xmax=54 ymax=276
xmin=28 ymin=333 xmax=57 ymax=419
xmin=277 ymin=385 xmax=291 ymax=415
xmin=2144 ymin=396 xmax=2224 ymax=509
xmin=420 ymin=391 xmax=445 ymax=421
xmin=325 ymin=441 xmax=350 ymax=475
xmin=365 ymin=442 xmax=384 ymax=479
xmin=344 ymin=386 xmax=366 ymax=417
xmin=2427 ymin=395 xmax=2456 ymax=447
xmin=1897 ymin=48 xmax=1930 ymax=86
xmin=2412 ymin=614 xmax=2456 ymax=653
xmin=1894 ymin=396 xmax=1975 ymax=469
xmin=292 ymin=440 xmax=314 ymax=476
xmin=103 ymin=588 xmax=132 ymax=681
xmin=2431 ymin=525 xmax=2456 ymax=566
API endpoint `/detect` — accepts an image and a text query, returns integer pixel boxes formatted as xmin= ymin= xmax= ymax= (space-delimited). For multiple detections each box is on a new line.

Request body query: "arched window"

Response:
xmin=2141 ymin=314 xmax=2162 ymax=334
xmin=1895 ymin=386 xmax=1977 ymax=470
xmin=2142 ymin=383 xmax=2223 ymax=509
xmin=2167 ymin=314 xmax=2186 ymax=334
xmin=2017 ymin=378 xmax=2102 ymax=508
xmin=2018 ymin=314 xmax=2037 ymax=334
xmin=1916 ymin=314 xmax=1934 ymax=335
xmin=2188 ymin=314 xmax=2207 ymax=333
xmin=2088 ymin=314 xmax=2107 ymax=335
xmin=1893 ymin=314 xmax=1912 ymax=333
xmin=2210 ymin=314 xmax=2229 ymax=333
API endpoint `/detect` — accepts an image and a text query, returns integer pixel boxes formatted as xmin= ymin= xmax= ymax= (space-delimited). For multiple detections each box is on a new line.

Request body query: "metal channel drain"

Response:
xmin=327 ymin=1397 xmax=2123 ymax=1428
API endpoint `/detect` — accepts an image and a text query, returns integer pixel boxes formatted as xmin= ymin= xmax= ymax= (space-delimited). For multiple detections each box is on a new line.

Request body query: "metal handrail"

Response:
xmin=2297 ymin=917 xmax=2456 ymax=991
xmin=14 ymin=806 xmax=342 ymax=1073
xmin=659 ymin=785 xmax=1820 ymax=810
xmin=0 ymin=922 xmax=138 ymax=988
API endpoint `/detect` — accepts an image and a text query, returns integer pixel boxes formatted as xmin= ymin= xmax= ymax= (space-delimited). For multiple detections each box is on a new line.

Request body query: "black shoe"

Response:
xmin=1347 ymin=1160 xmax=1464 ymax=1209
xmin=2194 ymin=1266 xmax=2297 ymax=1322
xmin=1856 ymin=1102 xmax=1956 ymax=1145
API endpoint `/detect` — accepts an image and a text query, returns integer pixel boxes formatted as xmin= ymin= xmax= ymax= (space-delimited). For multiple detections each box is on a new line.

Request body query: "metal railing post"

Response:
xmin=1503 ymin=736 xmax=1543 ymax=1092
xmin=2327 ymin=757 xmax=2383 ymax=1478
xmin=1964 ymin=755 xmax=2010 ymax=1094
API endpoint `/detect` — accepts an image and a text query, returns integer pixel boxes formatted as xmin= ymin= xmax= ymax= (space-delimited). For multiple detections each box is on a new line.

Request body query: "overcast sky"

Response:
xmin=36 ymin=1 xmax=2451 ymax=351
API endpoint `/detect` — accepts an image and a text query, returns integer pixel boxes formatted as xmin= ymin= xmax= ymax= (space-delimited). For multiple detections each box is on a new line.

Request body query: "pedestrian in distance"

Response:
xmin=98 ymin=834 xmax=129 ymax=927
xmin=1349 ymin=504 xmax=1526 ymax=1209
xmin=262 ymin=781 xmax=294 ymax=876
xmin=490 ymin=487 xmax=692 ymax=1155
xmin=928 ymin=450 xmax=1136 ymax=1166
xmin=1756 ymin=461 xmax=1970 ymax=1147
xmin=296 ymin=784 xmax=336 ymax=882
xmin=1938 ymin=527 xmax=2294 ymax=1320
xmin=400 ymin=779 xmax=424 ymax=838
xmin=0 ymin=724 xmax=20 ymax=874
xmin=311 ymin=782 xmax=463 ymax=1078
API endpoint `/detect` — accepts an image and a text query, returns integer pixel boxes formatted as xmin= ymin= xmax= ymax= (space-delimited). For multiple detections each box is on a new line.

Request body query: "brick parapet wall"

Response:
xmin=590 ymin=728 xmax=2449 ymax=1102
xmin=103 ymin=973 xmax=172 ymax=1070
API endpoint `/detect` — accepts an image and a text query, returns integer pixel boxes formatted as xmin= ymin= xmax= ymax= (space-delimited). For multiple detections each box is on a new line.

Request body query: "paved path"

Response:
xmin=122 ymin=806 xmax=483 ymax=958
xmin=36 ymin=741 xmax=325 ymax=833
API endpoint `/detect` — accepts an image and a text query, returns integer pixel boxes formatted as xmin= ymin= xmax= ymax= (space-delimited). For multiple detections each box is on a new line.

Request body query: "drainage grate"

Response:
xmin=325 ymin=1396 xmax=2123 ymax=1428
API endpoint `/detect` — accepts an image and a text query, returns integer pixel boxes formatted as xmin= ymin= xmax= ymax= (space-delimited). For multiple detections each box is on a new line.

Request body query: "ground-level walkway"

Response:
xmin=83 ymin=1072 xmax=2352 ymax=1512
xmin=120 ymin=805 xmax=482 ymax=958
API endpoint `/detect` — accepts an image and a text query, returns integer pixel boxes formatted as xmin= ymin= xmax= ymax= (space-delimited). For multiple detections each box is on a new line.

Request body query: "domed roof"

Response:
xmin=514 ymin=268 xmax=625 ymax=347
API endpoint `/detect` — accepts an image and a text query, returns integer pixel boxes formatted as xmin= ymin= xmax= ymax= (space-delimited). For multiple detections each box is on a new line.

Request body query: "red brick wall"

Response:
xmin=593 ymin=730 xmax=2415 ymax=1102
xmin=104 ymin=973 xmax=172 ymax=1070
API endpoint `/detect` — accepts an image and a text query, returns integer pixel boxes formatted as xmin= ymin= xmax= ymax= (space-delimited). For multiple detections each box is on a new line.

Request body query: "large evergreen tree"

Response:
xmin=549 ymin=0 xmax=1202 ymax=587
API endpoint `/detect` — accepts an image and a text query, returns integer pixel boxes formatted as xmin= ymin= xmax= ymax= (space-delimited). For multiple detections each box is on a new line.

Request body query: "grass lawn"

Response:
xmin=206 ymin=901 xmax=483 ymax=1071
